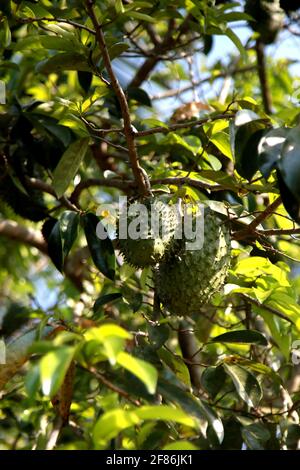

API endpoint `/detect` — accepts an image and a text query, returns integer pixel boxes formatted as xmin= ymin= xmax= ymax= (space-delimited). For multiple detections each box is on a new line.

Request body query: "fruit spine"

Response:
xmin=155 ymin=208 xmax=231 ymax=315
xmin=117 ymin=197 xmax=179 ymax=268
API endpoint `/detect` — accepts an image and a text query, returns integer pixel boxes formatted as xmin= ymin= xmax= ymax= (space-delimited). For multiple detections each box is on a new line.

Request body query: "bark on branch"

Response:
xmin=85 ymin=0 xmax=150 ymax=196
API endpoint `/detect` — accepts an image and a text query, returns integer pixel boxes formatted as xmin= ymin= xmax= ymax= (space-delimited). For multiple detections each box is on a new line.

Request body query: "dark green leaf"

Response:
xmin=83 ymin=213 xmax=115 ymax=280
xmin=158 ymin=380 xmax=224 ymax=443
xmin=77 ymin=71 xmax=93 ymax=93
xmin=108 ymin=42 xmax=129 ymax=60
xmin=60 ymin=211 xmax=79 ymax=258
xmin=286 ymin=424 xmax=300 ymax=450
xmin=210 ymin=330 xmax=268 ymax=346
xmin=201 ymin=366 xmax=227 ymax=399
xmin=223 ymin=364 xmax=262 ymax=408
xmin=258 ymin=127 xmax=289 ymax=178
xmin=40 ymin=346 xmax=76 ymax=397
xmin=203 ymin=35 xmax=213 ymax=55
xmin=36 ymin=52 xmax=92 ymax=74
xmin=235 ymin=126 xmax=266 ymax=180
xmin=52 ymin=138 xmax=89 ymax=197
xmin=117 ymin=352 xmax=158 ymax=394
xmin=148 ymin=324 xmax=170 ymax=350
xmin=127 ymin=87 xmax=152 ymax=107
xmin=241 ymin=423 xmax=271 ymax=450
xmin=277 ymin=169 xmax=300 ymax=223
xmin=93 ymin=293 xmax=122 ymax=315
xmin=158 ymin=348 xmax=191 ymax=387
xmin=39 ymin=35 xmax=77 ymax=52
xmin=278 ymin=127 xmax=300 ymax=202
xmin=47 ymin=219 xmax=63 ymax=272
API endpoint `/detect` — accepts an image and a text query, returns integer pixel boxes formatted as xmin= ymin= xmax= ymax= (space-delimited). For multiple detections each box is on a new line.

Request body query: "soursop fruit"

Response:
xmin=245 ymin=0 xmax=284 ymax=44
xmin=117 ymin=197 xmax=179 ymax=268
xmin=155 ymin=208 xmax=230 ymax=315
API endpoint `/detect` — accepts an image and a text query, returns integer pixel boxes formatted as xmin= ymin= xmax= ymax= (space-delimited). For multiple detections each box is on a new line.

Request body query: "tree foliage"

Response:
xmin=1 ymin=0 xmax=300 ymax=450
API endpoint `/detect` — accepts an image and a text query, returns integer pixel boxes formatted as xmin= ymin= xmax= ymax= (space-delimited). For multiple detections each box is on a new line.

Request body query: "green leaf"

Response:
xmin=210 ymin=131 xmax=232 ymax=159
xmin=39 ymin=35 xmax=78 ymax=52
xmin=201 ymin=366 xmax=227 ymax=399
xmin=84 ymin=324 xmax=132 ymax=342
xmin=235 ymin=124 xmax=267 ymax=180
xmin=223 ymin=364 xmax=262 ymax=408
xmin=84 ymin=324 xmax=131 ymax=365
xmin=141 ymin=118 xmax=168 ymax=129
xmin=47 ymin=218 xmax=63 ymax=272
xmin=224 ymin=27 xmax=246 ymax=59
xmin=77 ymin=71 xmax=93 ymax=93
xmin=83 ymin=213 xmax=115 ymax=280
xmin=25 ymin=363 xmax=41 ymax=400
xmin=52 ymin=138 xmax=89 ymax=197
xmin=163 ymin=441 xmax=199 ymax=450
xmin=36 ymin=52 xmax=91 ymax=74
xmin=210 ymin=330 xmax=268 ymax=346
xmin=117 ymin=351 xmax=158 ymax=394
xmin=115 ymin=0 xmax=125 ymax=14
xmin=242 ymin=423 xmax=271 ymax=450
xmin=0 ymin=17 xmax=11 ymax=47
xmin=158 ymin=348 xmax=191 ymax=387
xmin=58 ymin=113 xmax=89 ymax=137
xmin=93 ymin=293 xmax=122 ymax=315
xmin=126 ymin=11 xmax=156 ymax=23
xmin=108 ymin=42 xmax=129 ymax=61
xmin=93 ymin=405 xmax=198 ymax=445
xmin=148 ymin=324 xmax=170 ymax=350
xmin=60 ymin=211 xmax=80 ymax=258
xmin=277 ymin=169 xmax=300 ymax=224
xmin=127 ymin=87 xmax=152 ymax=107
xmin=43 ymin=212 xmax=79 ymax=272
xmin=278 ymin=127 xmax=300 ymax=202
xmin=158 ymin=380 xmax=224 ymax=443
xmin=40 ymin=346 xmax=76 ymax=397
xmin=258 ymin=127 xmax=289 ymax=178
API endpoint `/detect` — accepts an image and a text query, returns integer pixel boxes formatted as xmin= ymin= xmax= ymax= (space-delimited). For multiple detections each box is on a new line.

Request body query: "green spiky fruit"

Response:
xmin=155 ymin=209 xmax=230 ymax=315
xmin=245 ymin=0 xmax=284 ymax=44
xmin=117 ymin=197 xmax=179 ymax=268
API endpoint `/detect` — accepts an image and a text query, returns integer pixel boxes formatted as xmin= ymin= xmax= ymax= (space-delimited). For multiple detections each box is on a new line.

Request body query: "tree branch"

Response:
xmin=0 ymin=219 xmax=47 ymax=254
xmin=255 ymin=39 xmax=272 ymax=114
xmin=85 ymin=0 xmax=150 ymax=196
xmin=128 ymin=15 xmax=192 ymax=89
xmin=88 ymin=367 xmax=141 ymax=406
xmin=234 ymin=197 xmax=282 ymax=240
xmin=151 ymin=65 xmax=256 ymax=101
xmin=257 ymin=227 xmax=300 ymax=236
xmin=70 ymin=177 xmax=135 ymax=206
xmin=178 ymin=321 xmax=202 ymax=389
xmin=150 ymin=176 xmax=225 ymax=192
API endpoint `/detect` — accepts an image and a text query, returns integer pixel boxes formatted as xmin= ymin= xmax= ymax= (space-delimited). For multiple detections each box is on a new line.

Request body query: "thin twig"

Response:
xmin=239 ymin=293 xmax=294 ymax=324
xmin=18 ymin=16 xmax=96 ymax=35
xmin=151 ymin=65 xmax=256 ymax=100
xmin=85 ymin=0 xmax=149 ymax=196
xmin=150 ymin=176 xmax=226 ymax=192
xmin=88 ymin=367 xmax=141 ymax=406
xmin=128 ymin=15 xmax=192 ymax=88
xmin=136 ymin=113 xmax=235 ymax=137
